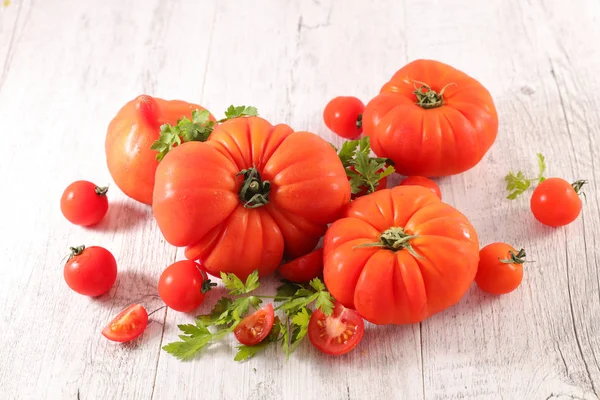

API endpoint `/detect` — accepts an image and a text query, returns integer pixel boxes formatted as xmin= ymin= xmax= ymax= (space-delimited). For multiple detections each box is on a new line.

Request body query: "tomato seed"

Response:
xmin=317 ymin=319 xmax=324 ymax=327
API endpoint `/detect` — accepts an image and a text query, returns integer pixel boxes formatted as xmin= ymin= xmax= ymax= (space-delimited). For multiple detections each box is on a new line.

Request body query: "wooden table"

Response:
xmin=2 ymin=0 xmax=599 ymax=399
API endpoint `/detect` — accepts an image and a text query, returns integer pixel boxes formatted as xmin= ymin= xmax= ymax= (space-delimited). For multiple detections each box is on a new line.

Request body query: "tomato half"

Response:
xmin=475 ymin=243 xmax=524 ymax=295
xmin=106 ymin=95 xmax=214 ymax=205
xmin=234 ymin=304 xmax=275 ymax=346
xmin=63 ymin=245 xmax=117 ymax=297
xmin=323 ymin=96 xmax=365 ymax=139
xmin=278 ymin=248 xmax=324 ymax=283
xmin=102 ymin=304 xmax=149 ymax=343
xmin=323 ymin=185 xmax=479 ymax=324
xmin=60 ymin=181 xmax=109 ymax=226
xmin=308 ymin=302 xmax=364 ymax=356
xmin=399 ymin=176 xmax=441 ymax=199
xmin=158 ymin=260 xmax=212 ymax=312
xmin=530 ymin=178 xmax=584 ymax=227
xmin=363 ymin=59 xmax=498 ymax=176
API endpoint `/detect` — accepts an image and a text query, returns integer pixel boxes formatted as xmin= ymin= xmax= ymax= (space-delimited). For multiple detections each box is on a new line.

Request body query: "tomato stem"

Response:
xmin=355 ymin=227 xmax=422 ymax=258
xmin=499 ymin=248 xmax=526 ymax=264
xmin=68 ymin=245 xmax=86 ymax=260
xmin=356 ymin=113 xmax=363 ymax=129
xmin=237 ymin=168 xmax=271 ymax=208
xmin=95 ymin=186 xmax=109 ymax=196
xmin=571 ymin=180 xmax=587 ymax=197
xmin=413 ymin=81 xmax=455 ymax=109
xmin=148 ymin=305 xmax=167 ymax=317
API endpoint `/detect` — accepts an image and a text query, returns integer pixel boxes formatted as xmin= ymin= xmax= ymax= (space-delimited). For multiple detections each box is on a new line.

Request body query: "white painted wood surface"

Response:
xmin=1 ymin=0 xmax=599 ymax=399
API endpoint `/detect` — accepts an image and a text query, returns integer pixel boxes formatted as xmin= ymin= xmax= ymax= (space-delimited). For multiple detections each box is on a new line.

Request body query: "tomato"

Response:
xmin=323 ymin=96 xmax=365 ymax=139
xmin=158 ymin=260 xmax=213 ymax=312
xmin=399 ymin=176 xmax=441 ymax=199
xmin=153 ymin=116 xmax=351 ymax=280
xmin=234 ymin=304 xmax=275 ymax=346
xmin=362 ymin=59 xmax=498 ymax=177
xmin=63 ymin=245 xmax=117 ymax=297
xmin=308 ymin=302 xmax=364 ymax=356
xmin=102 ymin=304 xmax=149 ymax=343
xmin=106 ymin=95 xmax=214 ymax=205
xmin=278 ymin=248 xmax=324 ymax=283
xmin=530 ymin=178 xmax=585 ymax=227
xmin=475 ymin=243 xmax=525 ymax=295
xmin=60 ymin=181 xmax=108 ymax=226
xmin=323 ymin=185 xmax=479 ymax=325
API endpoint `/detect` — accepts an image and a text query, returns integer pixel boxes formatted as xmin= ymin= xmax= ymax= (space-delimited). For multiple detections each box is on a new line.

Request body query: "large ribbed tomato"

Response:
xmin=362 ymin=59 xmax=498 ymax=177
xmin=323 ymin=186 xmax=479 ymax=325
xmin=106 ymin=95 xmax=213 ymax=205
xmin=153 ymin=116 xmax=351 ymax=279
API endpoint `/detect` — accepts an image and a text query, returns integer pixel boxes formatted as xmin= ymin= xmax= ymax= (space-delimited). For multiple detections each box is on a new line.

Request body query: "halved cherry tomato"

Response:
xmin=476 ymin=243 xmax=525 ymax=295
xmin=323 ymin=96 xmax=365 ymax=139
xmin=102 ymin=304 xmax=149 ymax=343
xmin=308 ymin=302 xmax=364 ymax=356
xmin=278 ymin=248 xmax=324 ymax=283
xmin=234 ymin=304 xmax=275 ymax=346
xmin=60 ymin=180 xmax=108 ymax=226
xmin=399 ymin=176 xmax=441 ymax=199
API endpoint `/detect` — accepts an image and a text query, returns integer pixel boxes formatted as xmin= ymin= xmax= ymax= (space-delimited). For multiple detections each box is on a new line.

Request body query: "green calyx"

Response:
xmin=499 ymin=248 xmax=526 ymax=265
xmin=356 ymin=227 xmax=422 ymax=258
xmin=413 ymin=81 xmax=455 ymax=109
xmin=237 ymin=168 xmax=271 ymax=208
xmin=68 ymin=245 xmax=86 ymax=260
xmin=572 ymin=180 xmax=587 ymax=196
xmin=95 ymin=186 xmax=108 ymax=196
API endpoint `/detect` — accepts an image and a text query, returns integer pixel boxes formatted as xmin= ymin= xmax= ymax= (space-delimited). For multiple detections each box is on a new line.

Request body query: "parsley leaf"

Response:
xmin=196 ymin=297 xmax=233 ymax=326
xmin=234 ymin=341 xmax=270 ymax=361
xmin=222 ymin=105 xmax=259 ymax=121
xmin=337 ymin=136 xmax=394 ymax=196
xmin=315 ymin=291 xmax=334 ymax=316
xmin=504 ymin=153 xmax=547 ymax=199
xmin=290 ymin=307 xmax=311 ymax=353
xmin=221 ymin=270 xmax=260 ymax=296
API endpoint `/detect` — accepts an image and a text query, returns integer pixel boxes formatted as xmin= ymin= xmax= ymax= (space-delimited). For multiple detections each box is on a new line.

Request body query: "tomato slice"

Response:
xmin=308 ymin=302 xmax=364 ymax=355
xmin=234 ymin=304 xmax=275 ymax=346
xmin=102 ymin=304 xmax=149 ymax=343
xmin=278 ymin=248 xmax=324 ymax=283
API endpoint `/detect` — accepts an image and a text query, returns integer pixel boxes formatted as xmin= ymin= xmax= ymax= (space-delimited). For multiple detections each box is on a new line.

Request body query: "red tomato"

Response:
xmin=323 ymin=186 xmax=479 ymax=324
xmin=363 ymin=59 xmax=498 ymax=176
xmin=323 ymin=96 xmax=365 ymax=139
xmin=60 ymin=181 xmax=108 ymax=226
xmin=153 ymin=116 xmax=351 ymax=280
xmin=279 ymin=248 xmax=324 ymax=283
xmin=234 ymin=304 xmax=275 ymax=346
xmin=63 ymin=245 xmax=117 ymax=297
xmin=102 ymin=304 xmax=149 ymax=343
xmin=530 ymin=178 xmax=585 ymax=227
xmin=399 ymin=176 xmax=441 ymax=199
xmin=475 ymin=243 xmax=525 ymax=295
xmin=308 ymin=302 xmax=364 ymax=356
xmin=158 ymin=260 xmax=212 ymax=312
xmin=106 ymin=95 xmax=214 ymax=205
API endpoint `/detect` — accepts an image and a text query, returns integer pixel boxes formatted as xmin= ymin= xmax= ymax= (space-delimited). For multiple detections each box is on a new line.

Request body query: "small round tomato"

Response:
xmin=308 ymin=302 xmax=364 ymax=356
xmin=323 ymin=96 xmax=365 ymax=139
xmin=349 ymin=166 xmax=388 ymax=199
xmin=64 ymin=245 xmax=117 ymax=297
xmin=158 ymin=260 xmax=215 ymax=312
xmin=102 ymin=304 xmax=149 ymax=343
xmin=60 ymin=181 xmax=109 ymax=226
xmin=475 ymin=243 xmax=525 ymax=295
xmin=530 ymin=178 xmax=585 ymax=227
xmin=279 ymin=248 xmax=324 ymax=283
xmin=234 ymin=304 xmax=275 ymax=346
xmin=399 ymin=176 xmax=441 ymax=199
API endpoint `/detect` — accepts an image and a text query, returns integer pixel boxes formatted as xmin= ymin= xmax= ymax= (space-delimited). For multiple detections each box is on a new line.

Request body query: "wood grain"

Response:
xmin=0 ymin=0 xmax=599 ymax=399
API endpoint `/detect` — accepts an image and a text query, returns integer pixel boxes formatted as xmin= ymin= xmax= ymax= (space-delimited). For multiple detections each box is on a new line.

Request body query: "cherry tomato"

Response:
xmin=323 ymin=96 xmax=365 ymax=139
xmin=63 ymin=245 xmax=117 ymax=297
xmin=158 ymin=260 xmax=215 ymax=312
xmin=279 ymin=248 xmax=324 ymax=283
xmin=530 ymin=178 xmax=585 ymax=227
xmin=399 ymin=176 xmax=442 ymax=199
xmin=234 ymin=304 xmax=275 ymax=346
xmin=102 ymin=304 xmax=149 ymax=343
xmin=475 ymin=243 xmax=525 ymax=295
xmin=60 ymin=180 xmax=109 ymax=226
xmin=308 ymin=302 xmax=364 ymax=356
